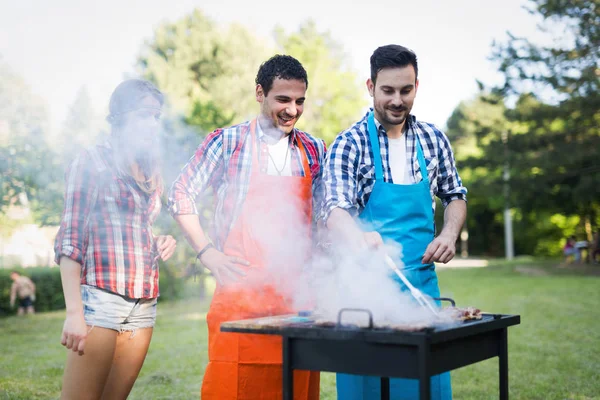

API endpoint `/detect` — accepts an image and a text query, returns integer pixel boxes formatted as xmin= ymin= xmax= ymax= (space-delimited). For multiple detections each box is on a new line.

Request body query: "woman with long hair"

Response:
xmin=54 ymin=79 xmax=176 ymax=399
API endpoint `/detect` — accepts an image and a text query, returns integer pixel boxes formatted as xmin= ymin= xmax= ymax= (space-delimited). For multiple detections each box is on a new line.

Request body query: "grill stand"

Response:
xmin=281 ymin=326 xmax=511 ymax=400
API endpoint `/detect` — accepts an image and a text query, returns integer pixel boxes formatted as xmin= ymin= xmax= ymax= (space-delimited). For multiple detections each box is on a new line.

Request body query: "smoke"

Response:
xmin=42 ymin=77 xmax=455 ymax=330
xmin=224 ymin=163 xmax=455 ymax=328
xmin=296 ymin=241 xmax=457 ymax=328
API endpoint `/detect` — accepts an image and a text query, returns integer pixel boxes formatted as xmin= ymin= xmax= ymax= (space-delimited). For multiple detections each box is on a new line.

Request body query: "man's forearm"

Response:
xmin=173 ymin=214 xmax=212 ymax=254
xmin=440 ymin=199 xmax=467 ymax=241
xmin=326 ymin=208 xmax=364 ymax=247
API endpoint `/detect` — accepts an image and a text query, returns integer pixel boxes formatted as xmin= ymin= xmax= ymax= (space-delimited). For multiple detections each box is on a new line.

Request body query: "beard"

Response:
xmin=375 ymin=104 xmax=411 ymax=127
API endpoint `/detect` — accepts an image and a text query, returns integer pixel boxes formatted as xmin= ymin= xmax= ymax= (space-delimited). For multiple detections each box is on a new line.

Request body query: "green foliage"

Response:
xmin=490 ymin=0 xmax=599 ymax=219
xmin=138 ymin=13 xmax=366 ymax=145
xmin=137 ymin=9 xmax=270 ymax=133
xmin=0 ymin=63 xmax=54 ymax=215
xmin=444 ymin=0 xmax=600 ymax=256
xmin=0 ymin=263 xmax=195 ymax=317
xmin=274 ymin=20 xmax=367 ymax=144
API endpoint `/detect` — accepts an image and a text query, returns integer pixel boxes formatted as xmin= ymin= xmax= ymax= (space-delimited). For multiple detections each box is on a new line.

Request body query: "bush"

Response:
xmin=0 ymin=267 xmax=65 ymax=317
xmin=158 ymin=264 xmax=185 ymax=302
xmin=0 ymin=264 xmax=189 ymax=317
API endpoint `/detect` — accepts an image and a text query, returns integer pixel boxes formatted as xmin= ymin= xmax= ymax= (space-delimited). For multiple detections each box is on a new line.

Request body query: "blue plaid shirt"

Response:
xmin=320 ymin=110 xmax=467 ymax=222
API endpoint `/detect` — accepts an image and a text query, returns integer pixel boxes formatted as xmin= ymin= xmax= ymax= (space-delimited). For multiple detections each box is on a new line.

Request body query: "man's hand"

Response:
xmin=200 ymin=248 xmax=250 ymax=286
xmin=156 ymin=235 xmax=177 ymax=261
xmin=422 ymin=233 xmax=456 ymax=264
xmin=363 ymin=231 xmax=384 ymax=249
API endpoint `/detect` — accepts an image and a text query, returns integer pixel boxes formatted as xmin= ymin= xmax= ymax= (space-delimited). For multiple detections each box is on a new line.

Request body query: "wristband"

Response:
xmin=196 ymin=243 xmax=214 ymax=261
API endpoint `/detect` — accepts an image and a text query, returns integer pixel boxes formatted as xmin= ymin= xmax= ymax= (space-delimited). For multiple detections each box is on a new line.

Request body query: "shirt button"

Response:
xmin=143 ymin=246 xmax=148 ymax=251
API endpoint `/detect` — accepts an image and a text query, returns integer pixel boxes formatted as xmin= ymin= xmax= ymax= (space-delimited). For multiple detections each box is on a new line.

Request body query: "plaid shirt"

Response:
xmin=320 ymin=110 xmax=467 ymax=221
xmin=54 ymin=143 xmax=162 ymax=299
xmin=168 ymin=119 xmax=326 ymax=249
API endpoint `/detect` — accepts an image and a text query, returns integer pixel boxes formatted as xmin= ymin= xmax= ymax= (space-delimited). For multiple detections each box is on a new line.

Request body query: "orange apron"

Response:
xmin=201 ymin=120 xmax=320 ymax=399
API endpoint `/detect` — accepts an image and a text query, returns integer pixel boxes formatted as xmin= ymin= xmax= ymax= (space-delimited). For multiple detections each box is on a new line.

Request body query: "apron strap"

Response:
xmin=249 ymin=118 xmax=311 ymax=180
xmin=414 ymin=132 xmax=429 ymax=185
xmin=367 ymin=111 xmax=429 ymax=185
xmin=294 ymin=133 xmax=312 ymax=179
xmin=367 ymin=112 xmax=384 ymax=181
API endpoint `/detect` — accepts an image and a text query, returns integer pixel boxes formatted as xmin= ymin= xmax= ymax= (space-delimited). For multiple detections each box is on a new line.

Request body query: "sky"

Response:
xmin=0 ymin=0 xmax=545 ymax=135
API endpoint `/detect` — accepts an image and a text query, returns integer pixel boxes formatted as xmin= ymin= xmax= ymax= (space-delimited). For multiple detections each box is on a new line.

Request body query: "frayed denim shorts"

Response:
xmin=81 ymin=284 xmax=157 ymax=333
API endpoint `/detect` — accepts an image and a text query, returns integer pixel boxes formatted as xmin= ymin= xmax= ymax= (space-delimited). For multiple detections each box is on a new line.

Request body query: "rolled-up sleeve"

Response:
xmin=54 ymin=152 xmax=97 ymax=265
xmin=436 ymin=132 xmax=467 ymax=207
xmin=319 ymin=132 xmax=361 ymax=222
xmin=168 ymin=129 xmax=224 ymax=216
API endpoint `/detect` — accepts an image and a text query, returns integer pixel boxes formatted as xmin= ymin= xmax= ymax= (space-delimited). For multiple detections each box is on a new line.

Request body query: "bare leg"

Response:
xmin=17 ymin=307 xmax=24 ymax=316
xmin=101 ymin=327 xmax=154 ymax=400
xmin=26 ymin=306 xmax=35 ymax=315
xmin=61 ymin=326 xmax=118 ymax=400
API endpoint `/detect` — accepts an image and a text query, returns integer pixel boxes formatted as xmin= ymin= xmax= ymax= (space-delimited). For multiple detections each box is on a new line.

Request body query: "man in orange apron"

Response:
xmin=169 ymin=55 xmax=325 ymax=399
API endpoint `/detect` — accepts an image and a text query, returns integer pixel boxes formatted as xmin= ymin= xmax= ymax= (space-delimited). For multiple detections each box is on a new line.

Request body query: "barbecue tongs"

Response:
xmin=384 ymin=255 xmax=440 ymax=316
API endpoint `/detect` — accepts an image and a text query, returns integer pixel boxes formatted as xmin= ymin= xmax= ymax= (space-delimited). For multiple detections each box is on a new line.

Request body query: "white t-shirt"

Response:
xmin=257 ymin=119 xmax=293 ymax=176
xmin=266 ymin=135 xmax=293 ymax=176
xmin=388 ymin=134 xmax=412 ymax=184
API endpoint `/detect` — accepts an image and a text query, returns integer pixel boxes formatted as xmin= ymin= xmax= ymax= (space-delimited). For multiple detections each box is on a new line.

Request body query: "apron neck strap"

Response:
xmin=249 ymin=118 xmax=311 ymax=178
xmin=367 ymin=112 xmax=385 ymax=181
xmin=414 ymin=131 xmax=429 ymax=184
xmin=367 ymin=112 xmax=429 ymax=184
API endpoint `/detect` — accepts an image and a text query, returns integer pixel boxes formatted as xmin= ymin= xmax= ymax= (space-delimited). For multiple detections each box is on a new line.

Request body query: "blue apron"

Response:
xmin=336 ymin=112 xmax=452 ymax=400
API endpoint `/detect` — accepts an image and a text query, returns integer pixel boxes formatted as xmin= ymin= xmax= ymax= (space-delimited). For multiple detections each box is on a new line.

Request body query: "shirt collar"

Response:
xmin=369 ymin=108 xmax=415 ymax=136
xmin=255 ymin=116 xmax=297 ymax=145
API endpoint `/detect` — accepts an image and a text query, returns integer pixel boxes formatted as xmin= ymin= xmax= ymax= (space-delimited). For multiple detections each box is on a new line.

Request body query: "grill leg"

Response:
xmin=419 ymin=342 xmax=431 ymax=400
xmin=499 ymin=328 xmax=508 ymax=399
xmin=381 ymin=377 xmax=390 ymax=400
xmin=283 ymin=336 xmax=293 ymax=400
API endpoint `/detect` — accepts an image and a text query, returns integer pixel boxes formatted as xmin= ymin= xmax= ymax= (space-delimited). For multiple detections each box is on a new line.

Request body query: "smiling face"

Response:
xmin=367 ymin=65 xmax=419 ymax=130
xmin=256 ymin=77 xmax=306 ymax=135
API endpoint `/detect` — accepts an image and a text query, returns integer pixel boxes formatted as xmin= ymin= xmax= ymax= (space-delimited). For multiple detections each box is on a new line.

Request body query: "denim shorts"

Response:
xmin=81 ymin=284 xmax=157 ymax=332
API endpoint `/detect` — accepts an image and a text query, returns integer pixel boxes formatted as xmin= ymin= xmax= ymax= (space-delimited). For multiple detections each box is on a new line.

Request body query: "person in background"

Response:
xmin=10 ymin=270 xmax=36 ymax=315
xmin=54 ymin=79 xmax=176 ymax=400
xmin=563 ymin=235 xmax=580 ymax=264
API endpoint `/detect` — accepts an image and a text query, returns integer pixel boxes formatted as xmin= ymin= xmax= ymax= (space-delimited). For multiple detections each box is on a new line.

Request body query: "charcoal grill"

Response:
xmin=221 ymin=302 xmax=520 ymax=400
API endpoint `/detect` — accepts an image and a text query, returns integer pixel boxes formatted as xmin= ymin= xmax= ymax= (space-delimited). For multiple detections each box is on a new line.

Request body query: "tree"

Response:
xmin=0 ymin=62 xmax=56 ymax=219
xmin=446 ymin=93 xmax=511 ymax=255
xmin=58 ymin=86 xmax=102 ymax=165
xmin=275 ymin=20 xmax=367 ymax=144
xmin=137 ymin=9 xmax=271 ymax=133
xmin=490 ymin=0 xmax=600 ymax=240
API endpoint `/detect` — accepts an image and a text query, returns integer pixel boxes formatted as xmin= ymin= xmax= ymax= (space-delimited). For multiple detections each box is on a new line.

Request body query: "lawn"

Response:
xmin=1 ymin=258 xmax=598 ymax=399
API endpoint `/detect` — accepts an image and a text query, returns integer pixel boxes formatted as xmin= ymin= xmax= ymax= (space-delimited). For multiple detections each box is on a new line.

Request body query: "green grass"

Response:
xmin=1 ymin=259 xmax=599 ymax=399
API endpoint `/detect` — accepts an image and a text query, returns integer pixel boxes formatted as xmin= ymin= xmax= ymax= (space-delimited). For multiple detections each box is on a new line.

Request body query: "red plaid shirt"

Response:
xmin=54 ymin=142 xmax=162 ymax=299
xmin=168 ymin=119 xmax=326 ymax=249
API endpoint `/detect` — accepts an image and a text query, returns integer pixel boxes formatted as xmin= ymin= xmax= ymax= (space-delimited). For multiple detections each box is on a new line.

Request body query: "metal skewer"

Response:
xmin=384 ymin=255 xmax=439 ymax=316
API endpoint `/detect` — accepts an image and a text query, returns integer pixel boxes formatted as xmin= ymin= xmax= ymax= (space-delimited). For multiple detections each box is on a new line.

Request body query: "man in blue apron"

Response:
xmin=320 ymin=44 xmax=468 ymax=399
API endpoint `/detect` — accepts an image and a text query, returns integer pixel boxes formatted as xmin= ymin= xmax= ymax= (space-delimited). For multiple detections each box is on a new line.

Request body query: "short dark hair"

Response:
xmin=370 ymin=45 xmax=418 ymax=84
xmin=255 ymin=55 xmax=308 ymax=95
